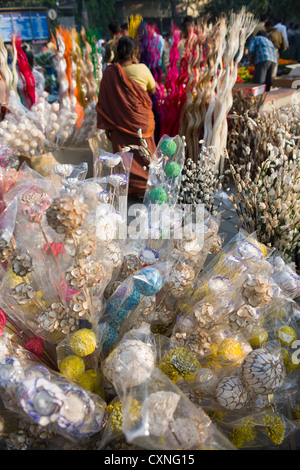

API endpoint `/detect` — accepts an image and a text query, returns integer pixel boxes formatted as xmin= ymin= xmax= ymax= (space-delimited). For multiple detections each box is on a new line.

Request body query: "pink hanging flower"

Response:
xmin=0 ymin=309 xmax=6 ymax=326
xmin=43 ymin=242 xmax=66 ymax=257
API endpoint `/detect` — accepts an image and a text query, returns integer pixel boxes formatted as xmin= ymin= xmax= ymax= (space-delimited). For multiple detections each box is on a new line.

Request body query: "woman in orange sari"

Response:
xmin=96 ymin=36 xmax=157 ymax=196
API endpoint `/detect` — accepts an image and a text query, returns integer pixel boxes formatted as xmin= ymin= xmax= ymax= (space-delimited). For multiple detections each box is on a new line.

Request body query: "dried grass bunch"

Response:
xmin=229 ymin=133 xmax=300 ymax=263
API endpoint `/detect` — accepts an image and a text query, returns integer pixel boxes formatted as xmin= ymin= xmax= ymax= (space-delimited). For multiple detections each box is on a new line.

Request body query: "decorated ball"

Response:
xmin=133 ymin=267 xmax=163 ymax=296
xmin=164 ymin=161 xmax=181 ymax=179
xmin=101 ymin=322 xmax=119 ymax=353
xmin=241 ymin=348 xmax=286 ymax=395
xmin=249 ymin=327 xmax=269 ymax=348
xmin=59 ymin=355 xmax=86 ymax=381
xmin=276 ymin=325 xmax=297 ymax=346
xmin=149 ymin=187 xmax=168 ymax=205
xmin=122 ymin=287 xmax=142 ymax=310
xmin=216 ymin=376 xmax=248 ymax=410
xmin=160 ymin=139 xmax=177 ymax=156
xmin=70 ymin=328 xmax=97 ymax=357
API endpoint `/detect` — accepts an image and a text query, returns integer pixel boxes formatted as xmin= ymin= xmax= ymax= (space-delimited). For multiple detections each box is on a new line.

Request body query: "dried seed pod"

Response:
xmin=174 ymin=328 xmax=212 ymax=357
xmin=37 ymin=302 xmax=79 ymax=335
xmin=46 ymin=195 xmax=88 ymax=234
xmin=167 ymin=263 xmax=195 ymax=299
xmin=0 ymin=230 xmax=16 ymax=263
xmin=174 ymin=235 xmax=203 ymax=260
xmin=11 ymin=282 xmax=35 ymax=305
xmin=68 ymin=291 xmax=90 ymax=319
xmin=102 ymin=242 xmax=122 ymax=269
xmin=65 ymin=260 xmax=106 ymax=289
xmin=65 ymin=228 xmax=96 ymax=258
xmin=119 ymin=254 xmax=143 ymax=279
xmin=194 ymin=303 xmax=215 ymax=329
xmin=210 ymin=235 xmax=223 ymax=254
xmin=142 ymin=303 xmax=175 ymax=325
xmin=229 ymin=304 xmax=259 ymax=332
xmin=20 ymin=191 xmax=51 ymax=223
xmin=11 ymin=251 xmax=33 ymax=277
xmin=241 ymin=274 xmax=273 ymax=308
xmin=241 ymin=348 xmax=286 ymax=395
xmin=216 ymin=376 xmax=248 ymax=410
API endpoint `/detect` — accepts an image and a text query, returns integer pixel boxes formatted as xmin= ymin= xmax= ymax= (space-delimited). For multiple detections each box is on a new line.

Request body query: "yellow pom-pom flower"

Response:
xmin=76 ymin=369 xmax=102 ymax=395
xmin=59 ymin=354 xmax=85 ymax=381
xmin=70 ymin=328 xmax=97 ymax=356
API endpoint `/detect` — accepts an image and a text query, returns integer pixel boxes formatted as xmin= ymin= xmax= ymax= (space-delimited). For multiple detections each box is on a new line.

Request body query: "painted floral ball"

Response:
xmin=241 ymin=348 xmax=286 ymax=395
xmin=215 ymin=376 xmax=248 ymax=410
xmin=70 ymin=328 xmax=97 ymax=357
xmin=160 ymin=139 xmax=177 ymax=156
xmin=133 ymin=267 xmax=163 ymax=296
xmin=164 ymin=162 xmax=181 ymax=179
xmin=149 ymin=187 xmax=168 ymax=205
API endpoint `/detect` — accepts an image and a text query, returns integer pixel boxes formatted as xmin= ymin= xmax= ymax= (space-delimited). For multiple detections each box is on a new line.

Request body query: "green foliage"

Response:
xmin=201 ymin=0 xmax=298 ymax=21
xmin=75 ymin=0 xmax=118 ymax=37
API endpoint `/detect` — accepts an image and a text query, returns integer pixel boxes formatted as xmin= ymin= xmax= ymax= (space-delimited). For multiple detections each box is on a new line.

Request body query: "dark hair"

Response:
xmin=22 ymin=46 xmax=34 ymax=68
xmin=265 ymin=20 xmax=274 ymax=28
xmin=257 ymin=30 xmax=267 ymax=37
xmin=182 ymin=15 xmax=194 ymax=25
xmin=117 ymin=36 xmax=137 ymax=61
xmin=121 ymin=23 xmax=128 ymax=31
xmin=108 ymin=20 xmax=120 ymax=35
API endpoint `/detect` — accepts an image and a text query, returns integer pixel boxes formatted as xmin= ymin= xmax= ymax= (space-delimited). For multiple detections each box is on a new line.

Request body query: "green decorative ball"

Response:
xmin=164 ymin=161 xmax=181 ymax=179
xmin=160 ymin=139 xmax=177 ymax=156
xmin=149 ymin=187 xmax=168 ymax=204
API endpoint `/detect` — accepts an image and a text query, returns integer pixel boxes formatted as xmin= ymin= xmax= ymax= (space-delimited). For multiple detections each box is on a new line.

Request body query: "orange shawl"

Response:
xmin=96 ymin=63 xmax=155 ymax=138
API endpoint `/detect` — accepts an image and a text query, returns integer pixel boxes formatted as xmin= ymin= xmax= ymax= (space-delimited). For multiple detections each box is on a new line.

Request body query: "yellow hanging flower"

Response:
xmin=230 ymin=418 xmax=257 ymax=449
xmin=263 ymin=413 xmax=285 ymax=445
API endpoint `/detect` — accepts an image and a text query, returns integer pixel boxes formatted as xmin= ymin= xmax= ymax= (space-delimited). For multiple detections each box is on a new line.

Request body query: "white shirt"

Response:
xmin=275 ymin=23 xmax=289 ymax=48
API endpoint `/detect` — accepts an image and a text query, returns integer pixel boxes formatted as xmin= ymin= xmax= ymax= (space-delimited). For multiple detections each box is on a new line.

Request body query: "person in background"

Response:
xmin=96 ymin=36 xmax=156 ymax=196
xmin=248 ymin=31 xmax=277 ymax=91
xmin=148 ymin=22 xmax=165 ymax=69
xmin=120 ymin=23 xmax=129 ymax=36
xmin=178 ymin=16 xmax=196 ymax=65
xmin=162 ymin=32 xmax=171 ymax=75
xmin=265 ymin=20 xmax=287 ymax=77
xmin=274 ymin=18 xmax=289 ymax=49
xmin=252 ymin=14 xmax=268 ymax=36
xmin=103 ymin=20 xmax=121 ymax=66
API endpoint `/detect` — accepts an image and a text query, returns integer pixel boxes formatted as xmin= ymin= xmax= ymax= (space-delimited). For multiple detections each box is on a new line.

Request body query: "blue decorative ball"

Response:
xmin=160 ymin=139 xmax=177 ymax=156
xmin=122 ymin=287 xmax=142 ymax=310
xmin=149 ymin=187 xmax=168 ymax=205
xmin=105 ymin=285 xmax=128 ymax=317
xmin=133 ymin=267 xmax=163 ymax=296
xmin=164 ymin=161 xmax=181 ymax=179
xmin=100 ymin=322 xmax=119 ymax=353
xmin=111 ymin=308 xmax=129 ymax=327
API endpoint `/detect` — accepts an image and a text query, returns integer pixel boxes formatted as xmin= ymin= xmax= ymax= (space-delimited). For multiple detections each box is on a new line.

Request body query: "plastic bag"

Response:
xmin=0 ymin=332 xmax=107 ymax=441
